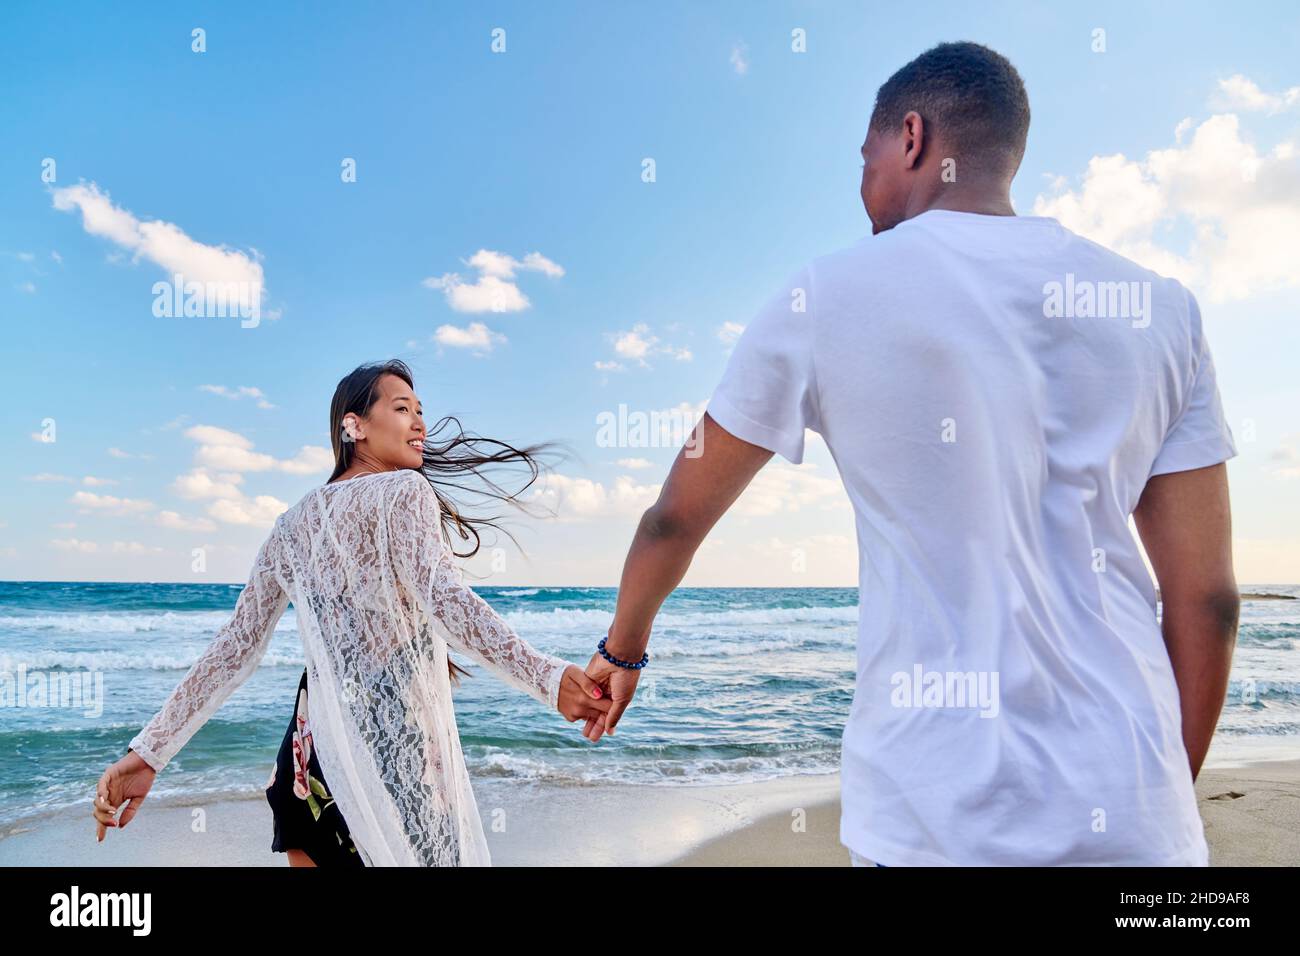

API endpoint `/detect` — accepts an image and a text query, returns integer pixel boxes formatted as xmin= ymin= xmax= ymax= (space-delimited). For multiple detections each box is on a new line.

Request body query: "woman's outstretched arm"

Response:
xmin=387 ymin=471 xmax=569 ymax=711
xmin=126 ymin=519 xmax=291 ymax=772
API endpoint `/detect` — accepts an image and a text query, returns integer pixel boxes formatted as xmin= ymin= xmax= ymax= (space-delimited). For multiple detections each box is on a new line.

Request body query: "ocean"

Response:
xmin=1 ymin=582 xmax=1297 ymax=833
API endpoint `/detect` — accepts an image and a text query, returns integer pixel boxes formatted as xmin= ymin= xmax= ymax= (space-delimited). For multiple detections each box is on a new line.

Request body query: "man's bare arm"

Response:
xmin=604 ymin=411 xmax=774 ymax=670
xmin=1132 ymin=461 xmax=1239 ymax=782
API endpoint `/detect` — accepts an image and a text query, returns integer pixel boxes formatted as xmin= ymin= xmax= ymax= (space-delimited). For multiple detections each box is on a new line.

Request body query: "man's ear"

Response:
xmin=901 ymin=110 xmax=925 ymax=170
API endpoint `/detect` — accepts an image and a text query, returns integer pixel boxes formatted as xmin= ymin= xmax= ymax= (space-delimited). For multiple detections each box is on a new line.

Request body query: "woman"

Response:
xmin=91 ymin=360 xmax=612 ymax=866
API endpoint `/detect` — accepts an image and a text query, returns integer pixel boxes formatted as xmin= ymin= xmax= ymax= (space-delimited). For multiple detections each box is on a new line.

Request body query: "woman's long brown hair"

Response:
xmin=327 ymin=359 xmax=570 ymax=684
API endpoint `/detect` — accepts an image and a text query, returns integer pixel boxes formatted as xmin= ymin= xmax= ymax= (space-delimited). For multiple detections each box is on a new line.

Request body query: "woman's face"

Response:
xmin=343 ymin=374 xmax=426 ymax=470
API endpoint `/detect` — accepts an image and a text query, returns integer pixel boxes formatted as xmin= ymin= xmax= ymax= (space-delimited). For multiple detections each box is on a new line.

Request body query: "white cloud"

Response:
xmin=50 ymin=181 xmax=272 ymax=319
xmin=191 ymin=440 xmax=275 ymax=473
xmin=530 ymin=473 xmax=661 ymax=522
xmin=51 ymin=538 xmax=160 ymax=554
xmin=51 ymin=538 xmax=98 ymax=553
xmin=730 ymin=42 xmax=749 ymax=75
xmin=717 ymin=321 xmax=745 ymax=345
xmin=82 ymin=476 xmax=118 ymax=487
xmin=185 ymin=424 xmax=252 ymax=449
xmin=606 ymin=323 xmax=694 ymax=369
xmin=69 ymin=491 xmax=154 ymax=516
xmin=199 ymin=384 xmax=276 ymax=409
xmin=1032 ymin=97 xmax=1300 ymax=304
xmin=423 ymin=249 xmax=564 ymax=313
xmin=434 ymin=321 xmax=507 ymax=354
xmin=1210 ymin=75 xmax=1300 ymax=114
xmin=733 ymin=460 xmax=848 ymax=517
xmin=172 ymin=466 xmax=287 ymax=527
xmin=172 ymin=469 xmax=244 ymax=501
xmin=156 ymin=511 xmax=218 ymax=532
xmin=27 ymin=473 xmax=74 ymax=483
xmin=279 ymin=446 xmax=334 ymax=475
xmin=111 ymin=541 xmax=163 ymax=554
xmin=206 ymin=495 xmax=287 ymax=528
xmin=168 ymin=425 xmax=310 ymax=527
xmin=182 ymin=425 xmax=330 ymax=475
xmin=614 ymin=325 xmax=655 ymax=362
xmin=616 ymin=457 xmax=654 ymax=470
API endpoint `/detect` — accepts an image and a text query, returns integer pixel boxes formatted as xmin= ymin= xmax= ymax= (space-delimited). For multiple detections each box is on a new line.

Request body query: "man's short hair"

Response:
xmin=869 ymin=41 xmax=1030 ymax=173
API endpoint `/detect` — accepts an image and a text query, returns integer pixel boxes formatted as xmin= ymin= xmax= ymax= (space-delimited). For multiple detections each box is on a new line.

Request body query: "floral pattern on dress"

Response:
xmin=264 ymin=670 xmax=361 ymax=863
xmin=291 ymin=685 xmax=338 ymax=822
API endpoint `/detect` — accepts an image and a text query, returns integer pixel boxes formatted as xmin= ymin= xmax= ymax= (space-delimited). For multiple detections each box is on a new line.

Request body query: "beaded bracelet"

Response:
xmin=598 ymin=636 xmax=649 ymax=670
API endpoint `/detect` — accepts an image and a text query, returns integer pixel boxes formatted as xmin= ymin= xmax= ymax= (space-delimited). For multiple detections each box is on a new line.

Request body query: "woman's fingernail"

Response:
xmin=592 ymin=688 xmax=602 ymax=697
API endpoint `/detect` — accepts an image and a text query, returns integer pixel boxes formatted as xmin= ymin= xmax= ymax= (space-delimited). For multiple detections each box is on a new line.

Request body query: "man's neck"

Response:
xmin=906 ymin=188 xmax=1016 ymax=219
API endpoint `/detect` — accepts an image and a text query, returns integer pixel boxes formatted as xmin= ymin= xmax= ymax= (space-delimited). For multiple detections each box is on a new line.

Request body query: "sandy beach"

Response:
xmin=0 ymin=759 xmax=1294 ymax=866
xmin=674 ymin=759 xmax=1300 ymax=866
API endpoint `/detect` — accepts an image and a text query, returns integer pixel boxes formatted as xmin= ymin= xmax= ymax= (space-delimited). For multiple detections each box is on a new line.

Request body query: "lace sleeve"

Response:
xmin=127 ymin=520 xmax=291 ymax=772
xmin=388 ymin=471 xmax=568 ymax=711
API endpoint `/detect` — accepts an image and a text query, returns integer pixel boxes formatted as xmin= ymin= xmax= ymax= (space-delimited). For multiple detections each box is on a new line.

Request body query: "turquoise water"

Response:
xmin=1 ymin=581 xmax=1296 ymax=831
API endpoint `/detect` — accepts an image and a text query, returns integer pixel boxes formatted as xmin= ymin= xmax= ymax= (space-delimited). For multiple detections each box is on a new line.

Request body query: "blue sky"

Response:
xmin=3 ymin=1 xmax=1298 ymax=585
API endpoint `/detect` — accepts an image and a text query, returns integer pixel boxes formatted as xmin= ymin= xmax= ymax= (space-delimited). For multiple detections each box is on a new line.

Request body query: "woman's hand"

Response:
xmin=581 ymin=654 xmax=641 ymax=742
xmin=93 ymin=750 xmax=156 ymax=841
xmin=556 ymin=664 xmax=612 ymax=740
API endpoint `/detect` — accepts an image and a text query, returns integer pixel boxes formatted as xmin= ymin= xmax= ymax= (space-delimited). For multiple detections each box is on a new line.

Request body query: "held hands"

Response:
xmin=578 ymin=646 xmax=642 ymax=743
xmin=556 ymin=665 xmax=614 ymax=740
xmin=92 ymin=750 xmax=156 ymax=842
xmin=556 ymin=647 xmax=641 ymax=743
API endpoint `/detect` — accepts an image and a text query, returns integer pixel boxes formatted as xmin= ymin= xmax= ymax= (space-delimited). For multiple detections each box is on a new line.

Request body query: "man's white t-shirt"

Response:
xmin=706 ymin=208 xmax=1237 ymax=866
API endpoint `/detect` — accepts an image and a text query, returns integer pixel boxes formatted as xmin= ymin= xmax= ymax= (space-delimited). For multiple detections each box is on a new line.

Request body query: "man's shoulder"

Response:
xmin=813 ymin=228 xmax=915 ymax=265
xmin=804 ymin=226 xmax=936 ymax=289
xmin=1051 ymin=220 xmax=1193 ymax=307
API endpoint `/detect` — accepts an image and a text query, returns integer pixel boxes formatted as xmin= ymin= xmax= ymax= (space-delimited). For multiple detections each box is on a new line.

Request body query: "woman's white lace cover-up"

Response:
xmin=127 ymin=468 xmax=569 ymax=866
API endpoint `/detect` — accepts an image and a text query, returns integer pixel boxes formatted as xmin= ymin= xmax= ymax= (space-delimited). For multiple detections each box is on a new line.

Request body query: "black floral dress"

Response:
xmin=264 ymin=668 xmax=365 ymax=866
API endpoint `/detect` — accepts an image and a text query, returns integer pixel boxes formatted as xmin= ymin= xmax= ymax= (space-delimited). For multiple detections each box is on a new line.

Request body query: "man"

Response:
xmin=584 ymin=41 xmax=1239 ymax=866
